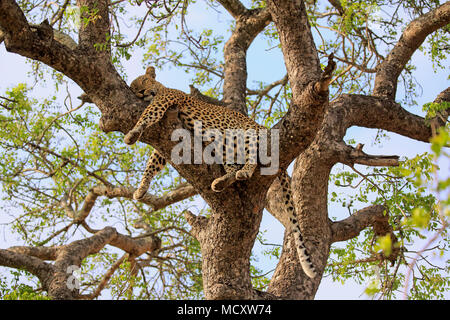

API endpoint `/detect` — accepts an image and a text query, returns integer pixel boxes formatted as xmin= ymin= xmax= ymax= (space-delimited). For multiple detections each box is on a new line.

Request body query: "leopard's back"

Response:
xmin=170 ymin=89 xmax=262 ymax=132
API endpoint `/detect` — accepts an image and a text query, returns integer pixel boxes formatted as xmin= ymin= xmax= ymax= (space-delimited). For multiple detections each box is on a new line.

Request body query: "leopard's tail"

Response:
xmin=280 ymin=170 xmax=317 ymax=279
xmin=291 ymin=219 xmax=317 ymax=278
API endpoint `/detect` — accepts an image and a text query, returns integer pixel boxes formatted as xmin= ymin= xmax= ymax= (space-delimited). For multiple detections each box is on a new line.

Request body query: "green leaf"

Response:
xmin=374 ymin=234 xmax=392 ymax=257
xmin=409 ymin=208 xmax=431 ymax=229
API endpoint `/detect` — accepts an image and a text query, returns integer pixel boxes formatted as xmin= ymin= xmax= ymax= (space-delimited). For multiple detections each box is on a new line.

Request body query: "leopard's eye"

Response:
xmin=139 ymin=89 xmax=146 ymax=95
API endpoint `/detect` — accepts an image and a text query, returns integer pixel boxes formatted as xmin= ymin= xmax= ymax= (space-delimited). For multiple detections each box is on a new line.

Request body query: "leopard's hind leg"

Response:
xmin=134 ymin=149 xmax=166 ymax=200
xmin=235 ymin=129 xmax=258 ymax=180
xmin=211 ymin=164 xmax=241 ymax=192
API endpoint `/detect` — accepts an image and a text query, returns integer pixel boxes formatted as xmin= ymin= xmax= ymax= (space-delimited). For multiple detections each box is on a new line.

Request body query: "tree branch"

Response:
xmin=7 ymin=246 xmax=59 ymax=261
xmin=184 ymin=210 xmax=208 ymax=242
xmin=265 ymin=177 xmax=290 ymax=230
xmin=0 ymin=0 xmax=79 ymax=75
xmin=0 ymin=0 xmax=143 ymax=136
xmin=82 ymin=253 xmax=128 ymax=299
xmin=91 ymin=183 xmax=197 ymax=212
xmin=216 ymin=0 xmax=247 ymax=18
xmin=429 ymin=87 xmax=450 ymax=135
xmin=272 ymin=54 xmax=336 ymax=170
xmin=76 ymin=0 xmax=111 ymax=57
xmin=267 ymin=0 xmax=321 ymax=98
xmin=373 ymin=2 xmax=450 ymax=98
xmin=335 ymin=142 xmax=400 ymax=167
xmin=0 ymin=226 xmax=162 ymax=299
xmin=55 ymin=227 xmax=117 ymax=267
xmin=327 ymin=0 xmax=344 ymax=16
xmin=327 ymin=94 xmax=441 ymax=144
xmin=74 ymin=190 xmax=98 ymax=223
xmin=221 ymin=7 xmax=272 ymax=114
xmin=330 ymin=205 xmax=393 ymax=243
xmin=0 ymin=0 xmax=32 ymax=42
xmin=0 ymin=249 xmax=54 ymax=286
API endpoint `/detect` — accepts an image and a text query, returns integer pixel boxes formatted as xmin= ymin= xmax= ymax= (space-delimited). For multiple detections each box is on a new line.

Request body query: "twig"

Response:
xmin=402 ymin=224 xmax=448 ymax=299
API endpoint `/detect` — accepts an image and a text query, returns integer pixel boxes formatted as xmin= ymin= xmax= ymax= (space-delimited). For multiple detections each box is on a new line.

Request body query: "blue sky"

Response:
xmin=0 ymin=1 xmax=448 ymax=299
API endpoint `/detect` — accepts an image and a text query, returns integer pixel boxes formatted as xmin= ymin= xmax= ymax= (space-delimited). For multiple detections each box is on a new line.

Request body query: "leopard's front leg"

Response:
xmin=124 ymin=95 xmax=172 ymax=145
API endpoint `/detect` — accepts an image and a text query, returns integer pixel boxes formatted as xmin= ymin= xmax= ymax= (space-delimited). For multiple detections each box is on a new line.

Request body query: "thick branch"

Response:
xmin=265 ymin=177 xmax=290 ymax=230
xmin=331 ymin=94 xmax=447 ymax=143
xmin=0 ymin=25 xmax=77 ymax=50
xmin=217 ymin=0 xmax=247 ymax=18
xmin=373 ymin=2 xmax=450 ymax=98
xmin=330 ymin=205 xmax=393 ymax=243
xmin=91 ymin=183 xmax=197 ymax=212
xmin=184 ymin=210 xmax=208 ymax=242
xmin=0 ymin=0 xmax=141 ymax=135
xmin=108 ymin=231 xmax=161 ymax=257
xmin=8 ymin=246 xmax=59 ymax=260
xmin=1 ymin=227 xmax=161 ymax=299
xmin=79 ymin=223 xmax=162 ymax=256
xmin=0 ymin=249 xmax=54 ymax=285
xmin=222 ymin=7 xmax=272 ymax=114
xmin=267 ymin=0 xmax=321 ymax=99
xmin=76 ymin=0 xmax=111 ymax=57
xmin=0 ymin=0 xmax=80 ymax=76
xmin=273 ymin=55 xmax=336 ymax=170
xmin=55 ymin=227 xmax=117 ymax=268
xmin=0 ymin=0 xmax=32 ymax=41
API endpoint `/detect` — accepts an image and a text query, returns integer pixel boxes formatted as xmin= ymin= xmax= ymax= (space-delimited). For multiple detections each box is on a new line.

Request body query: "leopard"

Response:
xmin=123 ymin=66 xmax=317 ymax=278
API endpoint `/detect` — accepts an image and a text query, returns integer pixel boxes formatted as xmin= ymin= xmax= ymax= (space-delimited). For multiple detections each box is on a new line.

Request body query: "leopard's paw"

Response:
xmin=211 ymin=178 xmax=227 ymax=192
xmin=124 ymin=128 xmax=142 ymax=145
xmin=236 ymin=170 xmax=251 ymax=181
xmin=133 ymin=188 xmax=147 ymax=201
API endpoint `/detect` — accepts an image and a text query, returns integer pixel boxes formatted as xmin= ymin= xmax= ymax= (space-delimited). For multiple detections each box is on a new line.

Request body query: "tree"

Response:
xmin=0 ymin=0 xmax=449 ymax=300
xmin=0 ymin=84 xmax=203 ymax=299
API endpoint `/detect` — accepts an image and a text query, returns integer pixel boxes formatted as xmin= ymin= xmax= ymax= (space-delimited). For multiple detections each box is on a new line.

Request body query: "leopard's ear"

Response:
xmin=145 ymin=66 xmax=156 ymax=79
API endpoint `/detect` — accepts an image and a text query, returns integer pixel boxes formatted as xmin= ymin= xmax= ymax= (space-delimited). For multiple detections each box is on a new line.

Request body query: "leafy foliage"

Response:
xmin=0 ymin=270 xmax=49 ymax=300
xmin=327 ymin=124 xmax=449 ymax=299
xmin=0 ymin=84 xmax=202 ymax=299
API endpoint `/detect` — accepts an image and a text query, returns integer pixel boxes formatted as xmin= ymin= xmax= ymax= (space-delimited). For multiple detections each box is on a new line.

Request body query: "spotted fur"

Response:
xmin=124 ymin=67 xmax=316 ymax=278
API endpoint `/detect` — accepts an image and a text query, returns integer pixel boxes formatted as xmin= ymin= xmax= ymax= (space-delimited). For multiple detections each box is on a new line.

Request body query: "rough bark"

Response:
xmin=267 ymin=0 xmax=321 ymax=97
xmin=219 ymin=1 xmax=271 ymax=114
xmin=0 ymin=227 xmax=161 ymax=299
xmin=331 ymin=205 xmax=394 ymax=243
xmin=91 ymin=183 xmax=197 ymax=213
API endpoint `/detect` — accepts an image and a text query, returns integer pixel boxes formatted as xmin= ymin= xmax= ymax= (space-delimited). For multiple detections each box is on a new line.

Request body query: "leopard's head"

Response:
xmin=130 ymin=66 xmax=165 ymax=102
